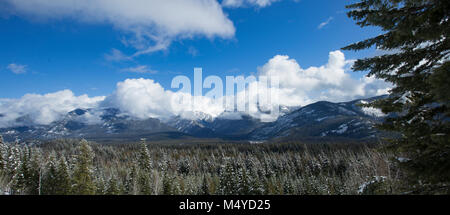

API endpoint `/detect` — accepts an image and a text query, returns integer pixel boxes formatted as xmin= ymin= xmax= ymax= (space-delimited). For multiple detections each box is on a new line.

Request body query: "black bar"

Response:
xmin=1 ymin=195 xmax=448 ymax=214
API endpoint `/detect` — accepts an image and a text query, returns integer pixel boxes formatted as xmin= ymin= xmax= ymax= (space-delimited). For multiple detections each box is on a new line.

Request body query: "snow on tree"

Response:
xmin=72 ymin=140 xmax=96 ymax=195
xmin=344 ymin=0 xmax=450 ymax=193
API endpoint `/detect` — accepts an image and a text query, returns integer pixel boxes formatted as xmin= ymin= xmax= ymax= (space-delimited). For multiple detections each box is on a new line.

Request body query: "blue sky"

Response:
xmin=0 ymin=0 xmax=381 ymax=98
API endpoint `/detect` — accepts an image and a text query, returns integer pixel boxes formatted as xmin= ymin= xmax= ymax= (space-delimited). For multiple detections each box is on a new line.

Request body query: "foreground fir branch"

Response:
xmin=343 ymin=0 xmax=450 ymax=193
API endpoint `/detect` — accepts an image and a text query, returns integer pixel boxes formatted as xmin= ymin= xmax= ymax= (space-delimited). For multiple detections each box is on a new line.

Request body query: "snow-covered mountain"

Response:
xmin=167 ymin=112 xmax=264 ymax=139
xmin=0 ymin=108 xmax=176 ymax=142
xmin=249 ymin=96 xmax=387 ymax=140
xmin=0 ymin=96 xmax=388 ymax=142
xmin=165 ymin=105 xmax=301 ymax=139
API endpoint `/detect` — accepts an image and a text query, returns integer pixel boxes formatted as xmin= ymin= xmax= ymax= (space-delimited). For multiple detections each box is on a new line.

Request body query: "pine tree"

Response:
xmin=138 ymin=141 xmax=152 ymax=172
xmin=343 ymin=0 xmax=450 ymax=193
xmin=162 ymin=173 xmax=173 ymax=195
xmin=137 ymin=141 xmax=152 ymax=194
xmin=237 ymin=167 xmax=250 ymax=195
xmin=13 ymin=146 xmax=28 ymax=194
xmin=0 ymin=137 xmax=5 ymax=172
xmin=138 ymin=171 xmax=152 ymax=195
xmin=27 ymin=149 xmax=42 ymax=195
xmin=125 ymin=164 xmax=138 ymax=195
xmin=282 ymin=176 xmax=295 ymax=195
xmin=95 ymin=176 xmax=106 ymax=195
xmin=177 ymin=158 xmax=190 ymax=175
xmin=219 ymin=161 xmax=237 ymax=195
xmin=0 ymin=136 xmax=4 ymax=182
xmin=247 ymin=169 xmax=264 ymax=195
xmin=55 ymin=156 xmax=72 ymax=195
xmin=15 ymin=146 xmax=40 ymax=194
xmin=106 ymin=176 xmax=120 ymax=195
xmin=72 ymin=140 xmax=96 ymax=195
xmin=200 ymin=175 xmax=210 ymax=195
xmin=171 ymin=177 xmax=182 ymax=195
xmin=7 ymin=146 xmax=21 ymax=194
xmin=42 ymin=153 xmax=58 ymax=195
xmin=41 ymin=153 xmax=71 ymax=195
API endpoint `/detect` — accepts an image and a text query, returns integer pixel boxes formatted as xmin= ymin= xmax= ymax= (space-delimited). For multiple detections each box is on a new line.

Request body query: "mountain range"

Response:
xmin=0 ymin=96 xmax=388 ymax=143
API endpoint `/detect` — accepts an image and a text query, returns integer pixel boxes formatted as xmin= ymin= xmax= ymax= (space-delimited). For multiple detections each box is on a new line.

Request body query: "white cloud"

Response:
xmin=103 ymin=51 xmax=391 ymax=122
xmin=0 ymin=51 xmax=392 ymax=127
xmin=104 ymin=49 xmax=132 ymax=62
xmin=7 ymin=63 xmax=27 ymax=74
xmin=102 ymin=78 xmax=224 ymax=120
xmin=3 ymin=0 xmax=235 ymax=56
xmin=318 ymin=17 xmax=333 ymax=29
xmin=257 ymin=51 xmax=392 ymax=106
xmin=101 ymin=79 xmax=175 ymax=119
xmin=121 ymin=65 xmax=158 ymax=74
xmin=222 ymin=0 xmax=279 ymax=8
xmin=0 ymin=90 xmax=105 ymax=127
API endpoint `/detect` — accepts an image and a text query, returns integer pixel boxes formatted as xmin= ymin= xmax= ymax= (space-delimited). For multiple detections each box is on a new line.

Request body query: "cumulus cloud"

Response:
xmin=0 ymin=51 xmax=392 ymax=127
xmin=318 ymin=17 xmax=333 ymax=29
xmin=257 ymin=51 xmax=392 ymax=106
xmin=7 ymin=63 xmax=27 ymax=74
xmin=0 ymin=90 xmax=105 ymax=127
xmin=222 ymin=0 xmax=280 ymax=8
xmin=3 ymin=0 xmax=235 ymax=56
xmin=102 ymin=50 xmax=391 ymax=122
xmin=102 ymin=78 xmax=224 ymax=120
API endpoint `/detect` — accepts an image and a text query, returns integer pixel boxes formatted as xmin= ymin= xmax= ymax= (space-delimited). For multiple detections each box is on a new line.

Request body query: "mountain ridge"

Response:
xmin=0 ymin=96 xmax=388 ymax=143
